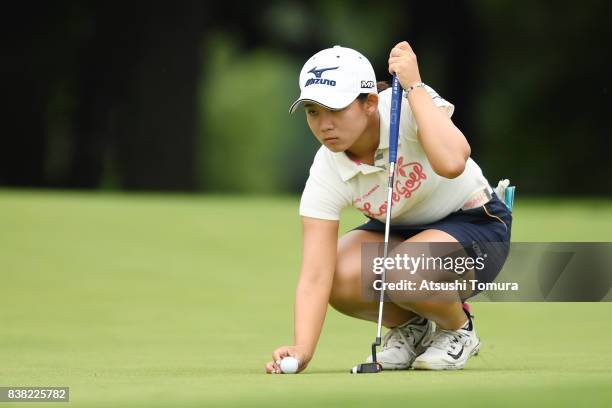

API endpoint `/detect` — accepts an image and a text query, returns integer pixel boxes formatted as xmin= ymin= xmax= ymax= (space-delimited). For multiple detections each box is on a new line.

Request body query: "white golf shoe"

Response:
xmin=365 ymin=316 xmax=433 ymax=370
xmin=412 ymin=318 xmax=480 ymax=370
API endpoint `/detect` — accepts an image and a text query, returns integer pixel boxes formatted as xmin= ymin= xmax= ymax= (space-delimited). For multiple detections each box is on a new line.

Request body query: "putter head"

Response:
xmin=350 ymin=362 xmax=383 ymax=374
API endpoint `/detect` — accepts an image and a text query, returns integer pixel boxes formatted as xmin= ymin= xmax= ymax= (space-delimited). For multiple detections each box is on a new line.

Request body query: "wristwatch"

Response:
xmin=403 ymin=82 xmax=426 ymax=98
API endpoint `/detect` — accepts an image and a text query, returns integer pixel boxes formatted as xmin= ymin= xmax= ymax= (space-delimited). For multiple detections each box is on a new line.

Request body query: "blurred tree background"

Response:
xmin=2 ymin=0 xmax=610 ymax=195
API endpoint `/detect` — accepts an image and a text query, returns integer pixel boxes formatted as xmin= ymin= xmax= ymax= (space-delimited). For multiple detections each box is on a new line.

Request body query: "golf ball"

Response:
xmin=280 ymin=357 xmax=299 ymax=374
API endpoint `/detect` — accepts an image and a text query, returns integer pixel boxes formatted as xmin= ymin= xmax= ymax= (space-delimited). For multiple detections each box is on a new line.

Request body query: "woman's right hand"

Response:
xmin=388 ymin=41 xmax=422 ymax=91
xmin=265 ymin=345 xmax=311 ymax=374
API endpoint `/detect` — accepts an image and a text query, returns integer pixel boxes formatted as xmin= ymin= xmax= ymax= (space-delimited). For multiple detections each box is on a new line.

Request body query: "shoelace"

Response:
xmin=402 ymin=325 xmax=421 ymax=346
xmin=381 ymin=320 xmax=427 ymax=351
xmin=381 ymin=326 xmax=411 ymax=350
xmin=428 ymin=329 xmax=468 ymax=351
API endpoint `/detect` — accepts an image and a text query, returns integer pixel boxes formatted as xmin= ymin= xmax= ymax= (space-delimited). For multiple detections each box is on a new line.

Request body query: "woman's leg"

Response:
xmin=329 ymin=229 xmax=420 ymax=328
xmin=386 ymin=229 xmax=473 ymax=330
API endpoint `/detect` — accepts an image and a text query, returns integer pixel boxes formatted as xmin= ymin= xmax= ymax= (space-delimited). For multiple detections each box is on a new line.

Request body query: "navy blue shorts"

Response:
xmin=352 ymin=192 xmax=512 ymax=290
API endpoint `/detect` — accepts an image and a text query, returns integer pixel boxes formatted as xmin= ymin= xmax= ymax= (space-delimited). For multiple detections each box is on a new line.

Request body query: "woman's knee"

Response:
xmin=329 ymin=231 xmax=377 ymax=308
xmin=329 ymin=253 xmax=362 ymax=308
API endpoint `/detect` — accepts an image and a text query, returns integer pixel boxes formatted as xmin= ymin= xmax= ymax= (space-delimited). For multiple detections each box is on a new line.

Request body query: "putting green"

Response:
xmin=1 ymin=190 xmax=611 ymax=407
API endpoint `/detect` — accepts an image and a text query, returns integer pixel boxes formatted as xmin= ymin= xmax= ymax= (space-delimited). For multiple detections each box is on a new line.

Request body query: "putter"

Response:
xmin=351 ymin=75 xmax=403 ymax=374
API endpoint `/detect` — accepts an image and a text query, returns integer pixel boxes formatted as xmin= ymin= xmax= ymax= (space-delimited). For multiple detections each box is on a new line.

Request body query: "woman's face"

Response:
xmin=304 ymin=99 xmax=371 ymax=153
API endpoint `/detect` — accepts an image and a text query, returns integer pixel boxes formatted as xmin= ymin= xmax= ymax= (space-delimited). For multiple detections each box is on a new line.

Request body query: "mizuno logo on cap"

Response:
xmin=308 ymin=66 xmax=339 ymax=78
xmin=305 ymin=66 xmax=338 ymax=87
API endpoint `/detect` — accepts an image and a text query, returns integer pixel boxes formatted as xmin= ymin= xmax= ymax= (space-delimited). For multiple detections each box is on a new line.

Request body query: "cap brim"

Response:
xmin=289 ymin=89 xmax=359 ymax=114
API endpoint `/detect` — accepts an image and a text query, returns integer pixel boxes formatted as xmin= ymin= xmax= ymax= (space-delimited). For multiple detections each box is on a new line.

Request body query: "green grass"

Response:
xmin=1 ymin=190 xmax=611 ymax=407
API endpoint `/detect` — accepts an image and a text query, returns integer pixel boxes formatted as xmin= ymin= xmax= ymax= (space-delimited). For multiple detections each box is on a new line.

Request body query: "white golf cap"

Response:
xmin=289 ymin=45 xmax=377 ymax=114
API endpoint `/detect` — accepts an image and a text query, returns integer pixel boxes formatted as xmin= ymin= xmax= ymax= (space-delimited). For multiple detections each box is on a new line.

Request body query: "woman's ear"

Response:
xmin=365 ymin=93 xmax=379 ymax=115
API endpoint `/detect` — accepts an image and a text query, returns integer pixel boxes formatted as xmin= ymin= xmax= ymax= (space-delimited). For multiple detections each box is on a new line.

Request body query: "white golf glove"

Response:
xmin=494 ymin=179 xmax=510 ymax=200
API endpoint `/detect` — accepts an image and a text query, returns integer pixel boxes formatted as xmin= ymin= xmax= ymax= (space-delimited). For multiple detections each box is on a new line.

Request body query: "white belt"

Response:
xmin=461 ymin=186 xmax=493 ymax=210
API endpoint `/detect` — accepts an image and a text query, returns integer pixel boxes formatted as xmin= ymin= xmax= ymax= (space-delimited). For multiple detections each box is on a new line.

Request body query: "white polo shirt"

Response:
xmin=299 ymin=86 xmax=491 ymax=225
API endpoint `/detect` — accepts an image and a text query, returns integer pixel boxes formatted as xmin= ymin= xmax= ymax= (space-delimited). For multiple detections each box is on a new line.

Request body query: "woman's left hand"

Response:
xmin=388 ymin=41 xmax=422 ymax=90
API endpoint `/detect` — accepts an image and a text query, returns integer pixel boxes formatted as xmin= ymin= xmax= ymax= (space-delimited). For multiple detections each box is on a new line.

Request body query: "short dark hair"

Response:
xmin=357 ymin=81 xmax=390 ymax=102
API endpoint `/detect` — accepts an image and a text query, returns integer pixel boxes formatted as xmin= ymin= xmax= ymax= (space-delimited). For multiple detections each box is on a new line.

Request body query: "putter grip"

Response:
xmin=389 ymin=75 xmax=402 ymax=164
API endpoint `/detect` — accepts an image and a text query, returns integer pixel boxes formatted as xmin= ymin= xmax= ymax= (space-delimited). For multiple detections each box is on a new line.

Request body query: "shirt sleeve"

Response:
xmin=299 ymin=148 xmax=352 ymax=221
xmin=399 ymin=84 xmax=455 ymax=141
xmin=422 ymin=84 xmax=454 ymax=118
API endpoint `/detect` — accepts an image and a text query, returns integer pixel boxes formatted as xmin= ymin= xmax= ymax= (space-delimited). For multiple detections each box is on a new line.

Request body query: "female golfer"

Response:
xmin=265 ymin=43 xmax=512 ymax=373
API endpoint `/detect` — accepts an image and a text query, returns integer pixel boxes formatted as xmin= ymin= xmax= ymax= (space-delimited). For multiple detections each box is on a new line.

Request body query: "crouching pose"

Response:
xmin=266 ymin=43 xmax=512 ymax=374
